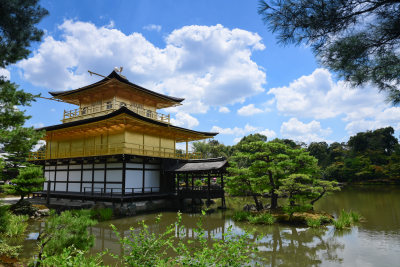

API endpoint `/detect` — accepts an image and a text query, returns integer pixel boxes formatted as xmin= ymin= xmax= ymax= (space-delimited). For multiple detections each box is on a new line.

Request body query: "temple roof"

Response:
xmin=165 ymin=157 xmax=228 ymax=173
xmin=37 ymin=106 xmax=217 ymax=141
xmin=49 ymin=71 xmax=184 ymax=104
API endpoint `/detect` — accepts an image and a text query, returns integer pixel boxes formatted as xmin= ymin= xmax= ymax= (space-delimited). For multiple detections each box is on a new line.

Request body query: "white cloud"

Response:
xmin=32 ymin=140 xmax=46 ymax=152
xmin=259 ymin=128 xmax=277 ymax=139
xmin=210 ymin=124 xmax=258 ymax=136
xmin=269 ymin=68 xmax=398 ymax=135
xmin=32 ymin=122 xmax=45 ymax=128
xmin=237 ymin=104 xmax=263 ymax=116
xmin=143 ymin=24 xmax=162 ymax=32
xmin=50 ymin=108 xmax=56 ymax=112
xmin=280 ymin=118 xmax=332 ymax=143
xmin=0 ymin=68 xmax=10 ymax=80
xmin=18 ymin=21 xmax=266 ymax=117
xmin=218 ymin=106 xmax=230 ymax=113
xmin=170 ymin=112 xmax=199 ymax=129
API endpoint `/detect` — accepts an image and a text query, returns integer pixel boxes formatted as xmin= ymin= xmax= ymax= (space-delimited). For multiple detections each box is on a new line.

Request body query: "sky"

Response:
xmin=2 ymin=0 xmax=400 ymax=147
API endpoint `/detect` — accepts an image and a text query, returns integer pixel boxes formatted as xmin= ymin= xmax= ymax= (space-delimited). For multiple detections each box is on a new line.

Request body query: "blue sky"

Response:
xmin=2 ymin=0 xmax=399 ymax=147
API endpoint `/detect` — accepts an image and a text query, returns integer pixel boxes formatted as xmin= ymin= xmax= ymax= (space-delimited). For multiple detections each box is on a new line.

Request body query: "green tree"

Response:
xmin=227 ymin=138 xmax=321 ymax=210
xmin=37 ymin=210 xmax=97 ymax=262
xmin=0 ymin=0 xmax=48 ymax=68
xmin=258 ymin=0 xmax=400 ymax=104
xmin=0 ymin=0 xmax=47 ymax=180
xmin=3 ymin=166 xmax=45 ymax=200
xmin=192 ymin=139 xmax=233 ymax=158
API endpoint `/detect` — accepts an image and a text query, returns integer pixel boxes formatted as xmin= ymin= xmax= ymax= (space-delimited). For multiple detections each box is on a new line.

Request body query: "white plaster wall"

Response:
xmin=144 ymin=171 xmax=160 ymax=192
xmin=82 ymin=170 xmax=92 ymax=182
xmin=125 ymin=170 xmax=143 ymax=193
xmin=57 ymin=171 xmax=68 ymax=182
xmin=68 ymin=183 xmax=80 ymax=192
xmin=69 ymin=171 xmax=81 ymax=182
xmin=94 ymin=170 xmax=104 ymax=182
xmin=55 ymin=182 xmax=66 ymax=191
xmin=106 ymin=170 xmax=122 ymax=182
xmin=82 ymin=183 xmax=92 ymax=193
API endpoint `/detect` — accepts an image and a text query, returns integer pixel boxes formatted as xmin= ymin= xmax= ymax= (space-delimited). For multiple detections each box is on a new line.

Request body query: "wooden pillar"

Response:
xmin=80 ymin=160 xmax=84 ymax=193
xmin=104 ymin=160 xmax=107 ymax=194
xmin=66 ymin=161 xmax=70 ymax=192
xmin=142 ymin=159 xmax=146 ymax=193
xmin=176 ymin=174 xmax=179 ymax=192
xmin=185 ymin=173 xmax=188 ymax=190
xmin=91 ymin=161 xmax=95 ymax=194
xmin=53 ymin=162 xmax=57 ymax=191
xmin=207 ymin=173 xmax=211 ymax=204
xmin=191 ymin=174 xmax=194 ymax=190
xmin=185 ymin=140 xmax=188 ymax=159
xmin=122 ymin=157 xmax=126 ymax=196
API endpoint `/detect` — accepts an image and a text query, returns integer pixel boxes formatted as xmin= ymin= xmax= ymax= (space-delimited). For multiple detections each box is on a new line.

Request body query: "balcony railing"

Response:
xmin=63 ymin=100 xmax=170 ymax=124
xmin=27 ymin=142 xmax=202 ymax=161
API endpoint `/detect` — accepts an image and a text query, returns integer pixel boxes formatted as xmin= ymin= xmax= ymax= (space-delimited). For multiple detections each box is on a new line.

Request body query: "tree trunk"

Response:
xmin=310 ymin=190 xmax=326 ymax=206
xmin=252 ymin=195 xmax=263 ymax=211
xmin=267 ymin=170 xmax=278 ymax=209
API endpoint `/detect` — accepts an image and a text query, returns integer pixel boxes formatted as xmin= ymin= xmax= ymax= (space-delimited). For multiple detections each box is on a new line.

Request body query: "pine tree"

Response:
xmin=4 ymin=166 xmax=45 ymax=200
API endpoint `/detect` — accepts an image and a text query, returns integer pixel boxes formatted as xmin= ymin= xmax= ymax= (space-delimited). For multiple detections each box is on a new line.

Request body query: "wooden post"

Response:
xmin=185 ymin=173 xmax=188 ymax=190
xmin=46 ymin=180 xmax=51 ymax=205
xmin=104 ymin=160 xmax=107 ymax=194
xmin=66 ymin=161 xmax=70 ymax=192
xmin=91 ymin=161 xmax=95 ymax=194
xmin=207 ymin=173 xmax=211 ymax=205
xmin=185 ymin=140 xmax=188 ymax=159
xmin=80 ymin=160 xmax=84 ymax=193
xmin=122 ymin=157 xmax=126 ymax=196
xmin=142 ymin=159 xmax=145 ymax=194
xmin=54 ymin=163 xmax=57 ymax=191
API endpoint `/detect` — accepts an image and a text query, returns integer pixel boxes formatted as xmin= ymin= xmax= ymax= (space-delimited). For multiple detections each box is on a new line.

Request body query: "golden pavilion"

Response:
xmin=28 ymin=70 xmax=227 ymax=206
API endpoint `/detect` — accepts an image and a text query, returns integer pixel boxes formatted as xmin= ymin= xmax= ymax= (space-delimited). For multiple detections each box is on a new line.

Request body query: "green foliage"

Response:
xmin=306 ymin=218 xmax=321 ymax=228
xmin=38 ymin=245 xmax=107 ymax=267
xmin=192 ymin=139 xmax=233 ymax=158
xmin=232 ymin=211 xmax=251 ymax=222
xmin=258 ymin=0 xmax=400 ymax=104
xmin=247 ymin=213 xmax=276 ymax=225
xmin=90 ymin=208 xmax=113 ymax=222
xmin=282 ymin=204 xmax=313 ymax=216
xmin=0 ymin=211 xmax=28 ymax=259
xmin=227 ymin=138 xmax=321 ymax=210
xmin=37 ymin=210 xmax=97 ymax=260
xmin=0 ymin=242 xmax=21 ymax=259
xmin=0 ymin=79 xmax=43 ymax=180
xmin=2 ymin=214 xmax=28 ymax=239
xmin=0 ymin=0 xmax=48 ymax=68
xmin=194 ymin=179 xmax=203 ymax=187
xmin=111 ymin=212 xmax=256 ymax=266
xmin=3 ymin=166 xmax=45 ymax=200
xmin=333 ymin=210 xmax=361 ymax=229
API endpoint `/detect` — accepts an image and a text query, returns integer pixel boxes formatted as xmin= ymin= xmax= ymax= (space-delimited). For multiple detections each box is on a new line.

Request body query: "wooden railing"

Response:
xmin=27 ymin=142 xmax=202 ymax=161
xmin=63 ymin=100 xmax=170 ymax=124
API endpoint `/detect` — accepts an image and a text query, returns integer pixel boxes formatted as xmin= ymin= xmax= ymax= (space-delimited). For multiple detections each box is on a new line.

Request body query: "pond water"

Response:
xmin=21 ymin=185 xmax=400 ymax=266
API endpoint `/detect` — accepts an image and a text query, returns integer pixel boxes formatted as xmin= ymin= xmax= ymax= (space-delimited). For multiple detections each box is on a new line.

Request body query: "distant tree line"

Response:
xmin=192 ymin=127 xmax=400 ymax=183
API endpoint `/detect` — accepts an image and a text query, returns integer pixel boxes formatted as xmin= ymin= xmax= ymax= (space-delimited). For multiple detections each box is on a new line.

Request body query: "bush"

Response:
xmin=306 ymin=218 xmax=321 ymax=228
xmin=0 ymin=242 xmax=22 ymax=259
xmin=333 ymin=210 xmax=361 ymax=230
xmin=282 ymin=204 xmax=313 ymax=215
xmin=37 ymin=209 xmax=97 ymax=260
xmin=91 ymin=208 xmax=113 ymax=221
xmin=248 ymin=213 xmax=275 ymax=225
xmin=38 ymin=245 xmax=106 ymax=267
xmin=232 ymin=211 xmax=251 ymax=222
xmin=3 ymin=214 xmax=28 ymax=238
xmin=111 ymin=212 xmax=256 ymax=266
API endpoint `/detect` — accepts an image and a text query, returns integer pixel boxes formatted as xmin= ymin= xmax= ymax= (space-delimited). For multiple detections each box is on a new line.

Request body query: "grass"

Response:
xmin=333 ymin=210 xmax=361 ymax=230
xmin=232 ymin=211 xmax=251 ymax=222
xmin=247 ymin=213 xmax=276 ymax=225
xmin=3 ymin=214 xmax=28 ymax=239
xmin=306 ymin=218 xmax=321 ymax=228
xmin=91 ymin=208 xmax=113 ymax=221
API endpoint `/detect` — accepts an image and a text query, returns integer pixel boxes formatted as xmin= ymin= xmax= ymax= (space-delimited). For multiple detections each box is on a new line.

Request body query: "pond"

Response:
xmin=21 ymin=185 xmax=400 ymax=266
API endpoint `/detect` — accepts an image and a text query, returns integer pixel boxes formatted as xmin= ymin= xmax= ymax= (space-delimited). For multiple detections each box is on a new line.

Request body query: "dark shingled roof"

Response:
xmin=37 ymin=106 xmax=218 ymax=138
xmin=49 ymin=71 xmax=185 ymax=103
xmin=166 ymin=157 xmax=228 ymax=173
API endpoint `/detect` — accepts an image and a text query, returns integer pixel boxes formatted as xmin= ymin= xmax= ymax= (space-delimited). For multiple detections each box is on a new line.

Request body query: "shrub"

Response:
xmin=111 ymin=212 xmax=256 ymax=266
xmin=333 ymin=210 xmax=361 ymax=230
xmin=306 ymin=218 xmax=321 ymax=228
xmin=91 ymin=208 xmax=113 ymax=221
xmin=248 ymin=213 xmax=275 ymax=225
xmin=232 ymin=211 xmax=251 ymax=222
xmin=282 ymin=204 xmax=313 ymax=215
xmin=0 ymin=242 xmax=22 ymax=259
xmin=38 ymin=245 xmax=106 ymax=267
xmin=3 ymin=214 xmax=28 ymax=238
xmin=37 ymin=209 xmax=97 ymax=261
